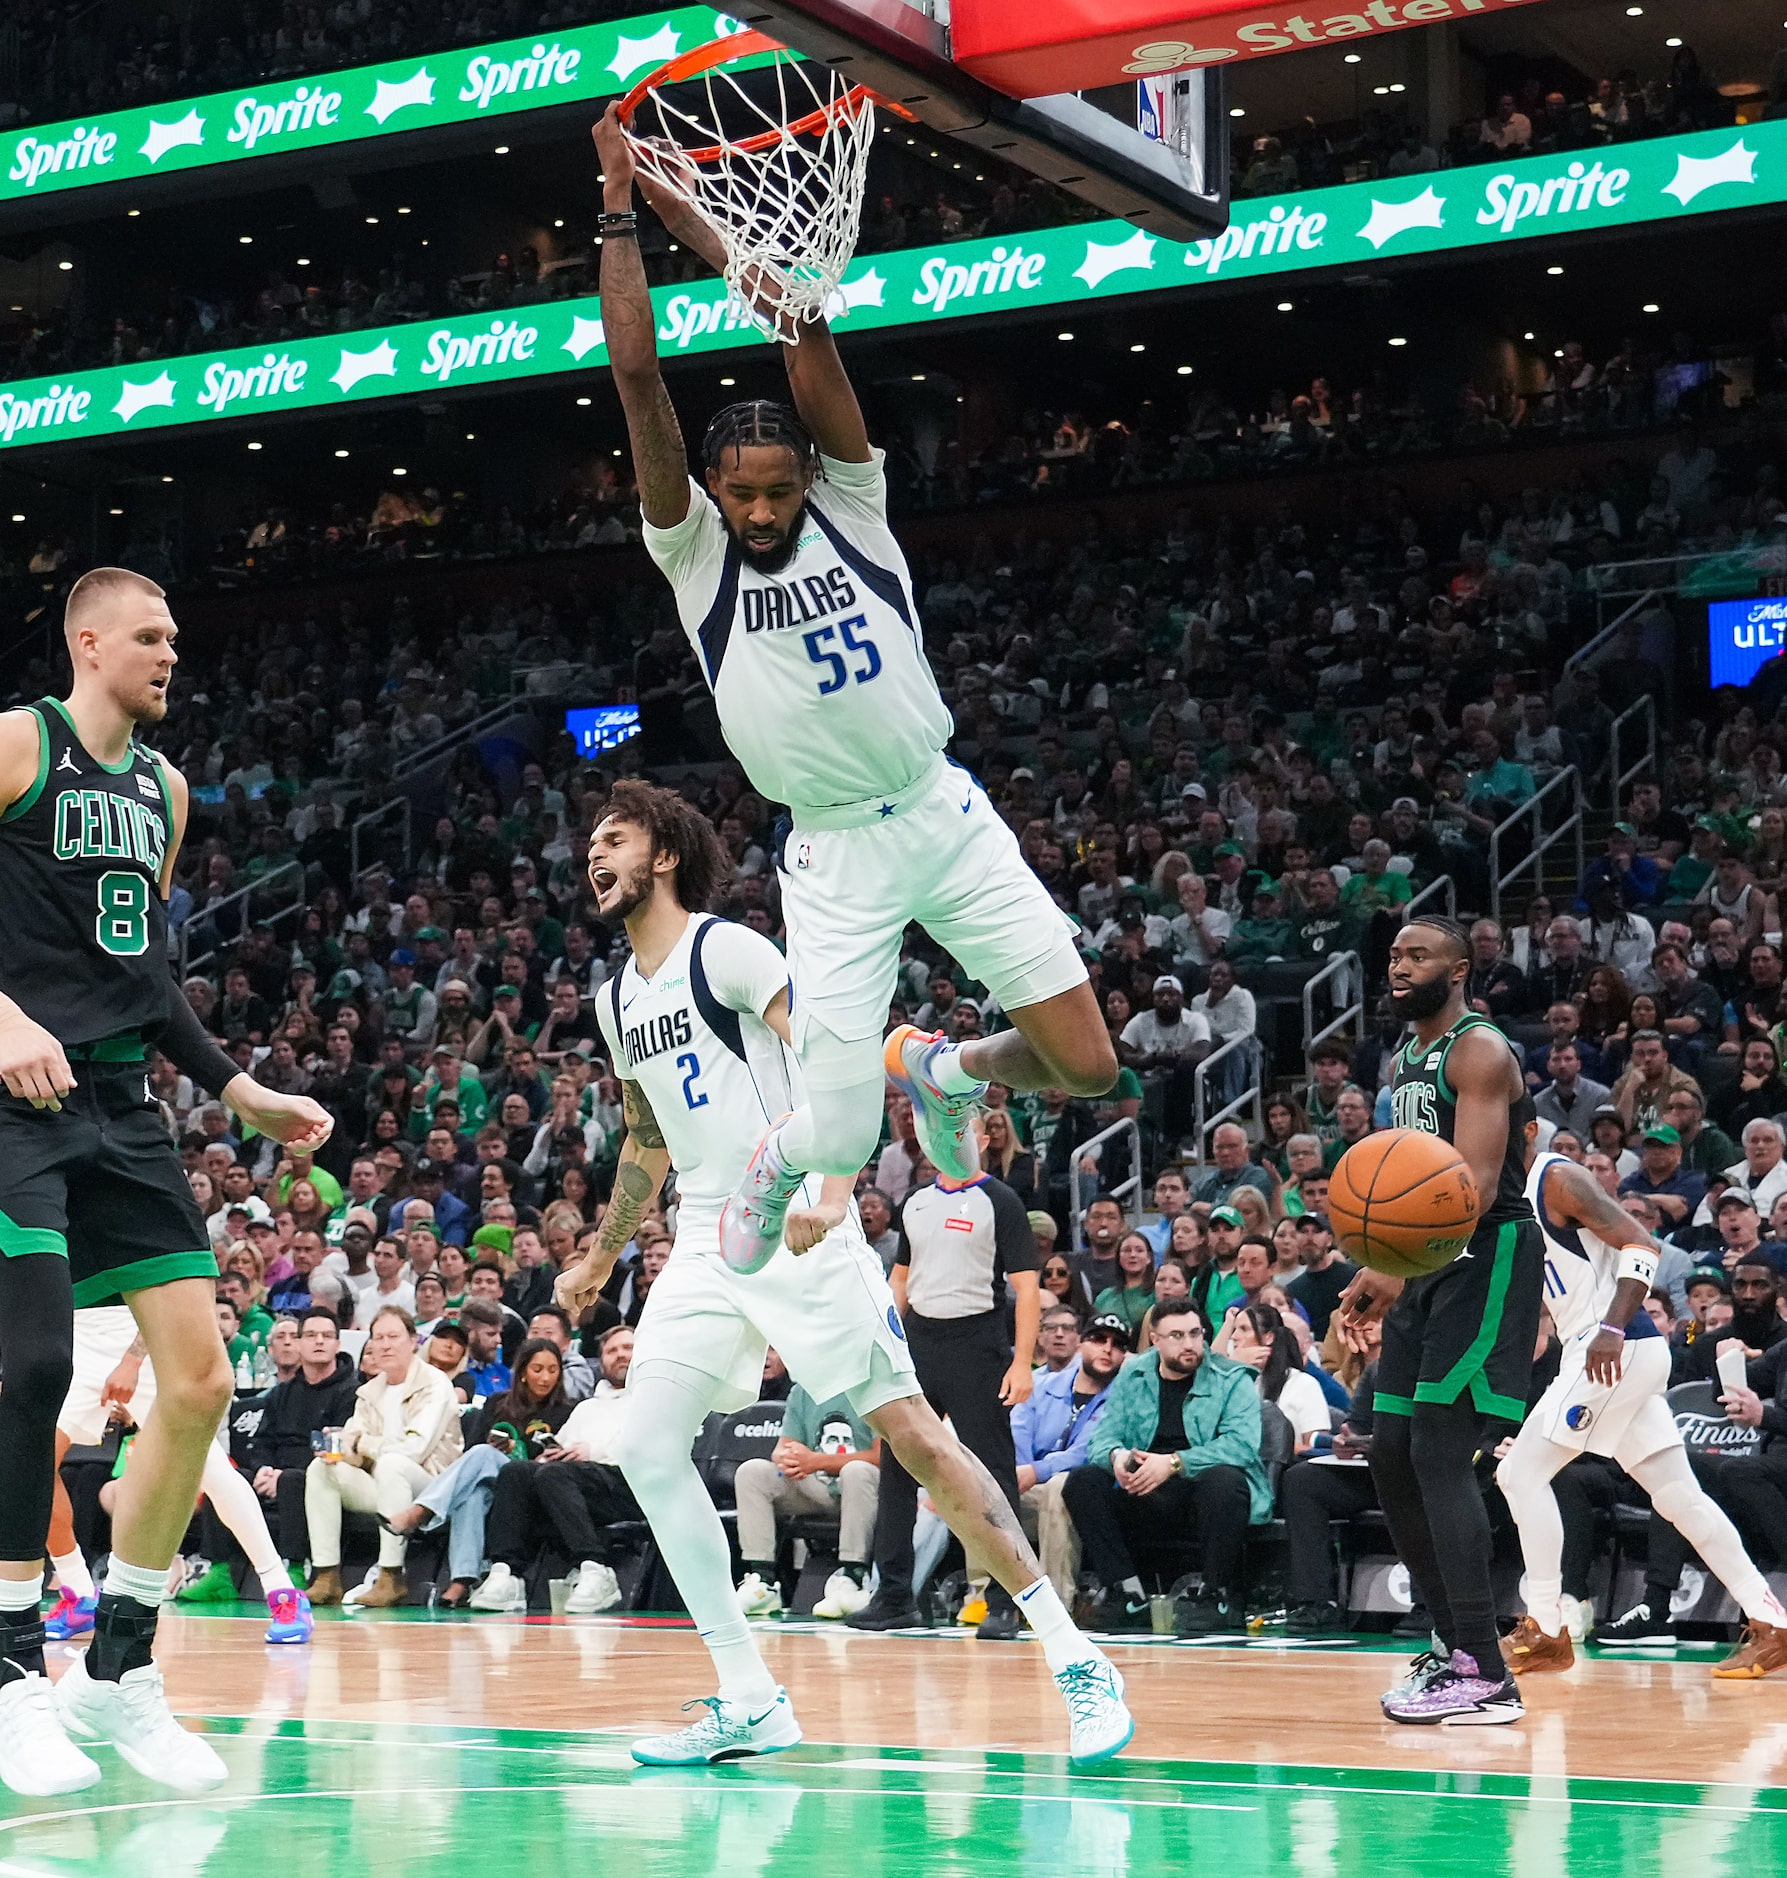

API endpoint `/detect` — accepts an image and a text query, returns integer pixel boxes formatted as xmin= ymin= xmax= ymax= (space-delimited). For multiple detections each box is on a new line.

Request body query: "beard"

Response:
xmin=731 ymin=516 xmax=801 ymax=576
xmin=1390 ymin=975 xmax=1454 ymax=1022
xmin=595 ymin=857 xmax=657 ymax=923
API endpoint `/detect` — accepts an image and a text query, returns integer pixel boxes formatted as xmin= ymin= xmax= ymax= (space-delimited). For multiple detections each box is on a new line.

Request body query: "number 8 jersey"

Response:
xmin=0 ymin=697 xmax=173 ymax=1046
xmin=595 ymin=913 xmax=803 ymax=1216
xmin=641 ymin=452 xmax=952 ymax=815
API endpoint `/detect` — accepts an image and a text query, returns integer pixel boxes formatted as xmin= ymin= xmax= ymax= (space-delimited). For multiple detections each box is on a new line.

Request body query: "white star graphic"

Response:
xmin=1663 ymin=140 xmax=1758 ymax=206
xmin=139 ymin=109 xmax=205 ymax=165
xmin=562 ymin=315 xmax=606 ymax=362
xmin=1356 ymin=186 xmax=1447 ymax=251
xmin=1073 ymin=229 xmax=1155 ymax=290
xmin=364 ymin=67 xmax=435 ymax=125
xmin=828 ymin=269 xmax=886 ymax=318
xmin=331 ymin=339 xmax=398 ymax=393
xmin=112 ymin=371 xmax=177 ymax=423
xmin=608 ymin=24 xmax=681 ymax=83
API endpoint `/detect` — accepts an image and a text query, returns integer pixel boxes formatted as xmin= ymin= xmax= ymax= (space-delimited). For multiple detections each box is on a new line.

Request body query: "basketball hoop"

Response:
xmin=617 ymin=29 xmax=908 ymax=345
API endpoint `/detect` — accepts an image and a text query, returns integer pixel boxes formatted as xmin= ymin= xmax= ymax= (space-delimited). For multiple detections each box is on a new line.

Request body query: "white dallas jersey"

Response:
xmin=641 ymin=450 xmax=952 ymax=812
xmin=595 ymin=913 xmax=799 ymax=1214
xmin=1527 ymin=1151 xmax=1658 ymax=1345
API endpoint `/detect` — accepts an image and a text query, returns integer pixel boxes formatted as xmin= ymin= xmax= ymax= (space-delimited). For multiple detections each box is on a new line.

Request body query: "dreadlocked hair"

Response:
xmin=603 ymin=779 xmax=730 ymax=914
xmin=1401 ymin=913 xmax=1473 ymax=962
xmin=701 ymin=400 xmax=817 ymax=477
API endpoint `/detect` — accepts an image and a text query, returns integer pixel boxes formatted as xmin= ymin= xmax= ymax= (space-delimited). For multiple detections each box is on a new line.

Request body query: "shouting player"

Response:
xmin=1337 ymin=916 xmax=1542 ymax=1725
xmin=588 ymin=105 xmax=1115 ymax=1276
xmin=554 ymin=781 xmax=1131 ymax=1768
xmin=1497 ymin=1130 xmax=1787 ymax=1678
xmin=0 ymin=568 xmax=331 ymax=1798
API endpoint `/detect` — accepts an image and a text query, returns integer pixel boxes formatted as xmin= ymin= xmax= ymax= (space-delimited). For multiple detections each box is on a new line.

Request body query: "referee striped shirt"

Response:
xmin=896 ymin=1175 xmax=1039 ymax=1320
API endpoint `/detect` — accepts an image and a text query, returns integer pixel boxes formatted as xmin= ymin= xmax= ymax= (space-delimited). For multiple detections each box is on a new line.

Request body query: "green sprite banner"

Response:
xmin=0 ymin=118 xmax=1780 ymax=454
xmin=0 ymin=9 xmax=761 ymax=207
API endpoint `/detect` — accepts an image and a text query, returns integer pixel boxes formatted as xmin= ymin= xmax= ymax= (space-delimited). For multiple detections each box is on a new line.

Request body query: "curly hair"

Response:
xmin=701 ymin=399 xmax=817 ymax=478
xmin=602 ymin=778 xmax=730 ymax=913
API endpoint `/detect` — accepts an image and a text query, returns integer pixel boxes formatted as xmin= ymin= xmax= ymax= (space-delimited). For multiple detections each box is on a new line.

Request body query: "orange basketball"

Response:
xmin=1328 ymin=1129 xmax=1480 ymax=1280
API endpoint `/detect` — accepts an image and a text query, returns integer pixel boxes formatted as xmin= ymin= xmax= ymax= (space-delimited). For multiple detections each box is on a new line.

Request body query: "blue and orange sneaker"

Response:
xmin=42 ymin=1588 xmax=97 ymax=1641
xmin=265 ymin=1587 xmax=313 ymax=1646
xmin=883 ymin=1026 xmax=985 ymax=1183
xmin=719 ymin=1119 xmax=805 ymax=1276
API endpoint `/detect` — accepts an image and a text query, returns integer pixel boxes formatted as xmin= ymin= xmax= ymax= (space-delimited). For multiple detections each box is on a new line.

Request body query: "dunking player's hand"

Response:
xmin=0 ymin=1003 xmax=75 ymax=1109
xmin=784 ymin=1198 xmax=847 ymax=1254
xmin=1335 ymin=1265 xmax=1404 ymax=1353
xmin=225 ymin=1080 xmax=333 ymax=1152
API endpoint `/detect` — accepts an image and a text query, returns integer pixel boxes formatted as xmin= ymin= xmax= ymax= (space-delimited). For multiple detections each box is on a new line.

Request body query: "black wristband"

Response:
xmin=156 ymin=983 xmax=245 ymax=1102
xmin=598 ymin=210 xmax=639 ymax=232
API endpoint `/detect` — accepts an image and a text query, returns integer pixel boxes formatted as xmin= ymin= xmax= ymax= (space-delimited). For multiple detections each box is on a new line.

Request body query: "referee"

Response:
xmin=846 ymin=1170 xmax=1041 ymax=1639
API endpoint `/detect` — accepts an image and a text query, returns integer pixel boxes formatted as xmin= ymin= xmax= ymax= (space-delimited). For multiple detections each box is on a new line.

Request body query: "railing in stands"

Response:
xmin=1608 ymin=694 xmax=1657 ymax=812
xmin=1068 ymin=1115 xmax=1143 ymax=1254
xmin=177 ymin=861 xmax=303 ymax=978
xmin=392 ymin=698 xmax=528 ymax=783
xmin=1191 ymin=1033 xmax=1263 ymax=1171
xmin=1490 ymin=765 xmax=1584 ymax=926
xmin=1568 ymin=584 xmax=1662 ymax=671
xmin=1302 ymin=949 xmax=1363 ymax=1076
xmin=350 ymin=794 xmax=413 ymax=884
xmin=1403 ymin=874 xmax=1456 ymax=923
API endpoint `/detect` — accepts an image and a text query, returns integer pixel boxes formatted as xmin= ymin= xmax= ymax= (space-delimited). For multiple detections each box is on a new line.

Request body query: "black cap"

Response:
xmin=1084 ymin=1312 xmax=1133 ymax=1347
xmin=412 ymin=1157 xmax=443 ymax=1181
xmin=1295 ymin=1211 xmax=1332 ymax=1232
xmin=428 ymin=1319 xmax=469 ymax=1345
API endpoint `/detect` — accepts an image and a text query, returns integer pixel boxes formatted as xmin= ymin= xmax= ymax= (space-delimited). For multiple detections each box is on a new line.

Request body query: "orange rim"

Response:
xmin=617 ymin=27 xmax=915 ymax=163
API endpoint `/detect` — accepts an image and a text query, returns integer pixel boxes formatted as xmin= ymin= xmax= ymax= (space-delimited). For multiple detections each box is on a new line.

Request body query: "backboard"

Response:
xmin=725 ymin=0 xmax=1231 ymax=242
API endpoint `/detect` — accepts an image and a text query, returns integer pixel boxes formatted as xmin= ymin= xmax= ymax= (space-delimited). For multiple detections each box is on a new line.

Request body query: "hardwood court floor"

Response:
xmin=6 ymin=1608 xmax=1787 ymax=1877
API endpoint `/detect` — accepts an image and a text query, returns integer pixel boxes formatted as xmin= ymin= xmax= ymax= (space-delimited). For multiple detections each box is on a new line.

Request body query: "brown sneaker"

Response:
xmin=306 ymin=1566 xmax=344 ymax=1607
xmin=1713 ymin=1621 xmax=1787 ymax=1678
xmin=356 ymin=1567 xmax=409 ymax=1609
xmin=1505 ymin=1613 xmax=1575 ymax=1676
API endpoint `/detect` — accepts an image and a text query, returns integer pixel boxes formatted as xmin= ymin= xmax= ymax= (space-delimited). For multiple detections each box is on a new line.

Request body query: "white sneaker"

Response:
xmin=736 ymin=1572 xmax=783 ymax=1618
xmin=1559 ymin=1594 xmax=1592 ymax=1643
xmin=811 ymin=1570 xmax=872 ymax=1620
xmin=564 ymin=1560 xmax=622 ymax=1615
xmin=0 ymin=1672 xmax=102 ymax=1797
xmin=632 ymin=1688 xmax=802 ymax=1765
xmin=55 ymin=1653 xmax=227 ymax=1792
xmin=339 ymin=1566 xmax=382 ymax=1608
xmin=467 ymin=1564 xmax=527 ymax=1613
xmin=1055 ymin=1656 xmax=1133 ymax=1768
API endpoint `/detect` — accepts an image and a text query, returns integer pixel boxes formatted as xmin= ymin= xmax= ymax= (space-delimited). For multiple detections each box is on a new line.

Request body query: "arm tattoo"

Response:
xmin=622 ymin=1077 xmax=665 ymax=1150
xmin=125 ymin=1335 xmax=147 ymax=1361
xmin=599 ymin=1158 xmax=656 ymax=1257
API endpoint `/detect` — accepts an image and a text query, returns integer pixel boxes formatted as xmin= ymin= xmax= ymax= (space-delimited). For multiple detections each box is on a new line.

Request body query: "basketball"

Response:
xmin=1328 ymin=1129 xmax=1480 ymax=1280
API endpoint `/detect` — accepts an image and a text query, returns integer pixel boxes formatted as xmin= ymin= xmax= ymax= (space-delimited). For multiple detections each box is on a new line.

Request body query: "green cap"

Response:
xmin=1252 ymin=877 xmax=1281 ymax=898
xmin=1611 ymin=821 xmax=1637 ymax=839
xmin=1642 ymin=1123 xmax=1681 ymax=1146
xmin=1216 ymin=840 xmax=1245 ymax=858
xmin=1026 ymin=1210 xmax=1058 ymax=1240
xmin=471 ymin=1223 xmax=514 ymax=1257
xmin=416 ymin=925 xmax=448 ymax=942
xmin=1209 ymin=1205 xmax=1244 ymax=1227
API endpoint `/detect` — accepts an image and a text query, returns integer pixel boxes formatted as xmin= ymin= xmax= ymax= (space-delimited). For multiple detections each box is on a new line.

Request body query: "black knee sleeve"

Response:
xmin=0 ymin=1255 xmax=74 ymax=1564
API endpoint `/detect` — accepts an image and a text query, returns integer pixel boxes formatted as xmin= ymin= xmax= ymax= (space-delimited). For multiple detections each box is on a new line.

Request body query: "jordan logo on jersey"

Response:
xmin=624 ymin=1006 xmax=693 ymax=1068
xmin=740 ymin=567 xmax=859 ymax=636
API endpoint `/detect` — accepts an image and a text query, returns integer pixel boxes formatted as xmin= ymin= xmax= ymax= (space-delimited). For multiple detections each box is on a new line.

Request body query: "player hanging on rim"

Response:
xmin=553 ymin=780 xmax=1132 ymax=1768
xmin=1497 ymin=1128 xmax=1787 ymax=1679
xmin=587 ymin=103 xmax=1117 ymax=1280
xmin=1336 ymin=916 xmax=1543 ymax=1726
xmin=0 ymin=568 xmax=332 ymax=1799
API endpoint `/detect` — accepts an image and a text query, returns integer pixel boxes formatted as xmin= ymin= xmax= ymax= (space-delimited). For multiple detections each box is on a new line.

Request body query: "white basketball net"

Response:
xmin=621 ymin=41 xmax=879 ymax=346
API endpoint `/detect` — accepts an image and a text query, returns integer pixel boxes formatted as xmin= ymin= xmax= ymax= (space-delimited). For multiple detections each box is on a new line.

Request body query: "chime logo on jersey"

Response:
xmin=51 ymin=788 xmax=166 ymax=871
xmin=624 ymin=1005 xmax=693 ymax=1068
xmin=740 ymin=567 xmax=858 ymax=635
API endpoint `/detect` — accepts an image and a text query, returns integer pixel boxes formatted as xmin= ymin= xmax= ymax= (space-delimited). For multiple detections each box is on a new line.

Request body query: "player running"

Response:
xmin=588 ymin=105 xmax=1116 ymax=1277
xmin=1497 ymin=1134 xmax=1787 ymax=1679
xmin=0 ymin=568 xmax=331 ymax=1799
xmin=554 ymin=781 xmax=1131 ymax=1769
xmin=47 ymin=1307 xmax=314 ymax=1649
xmin=1336 ymin=916 xmax=1543 ymax=1726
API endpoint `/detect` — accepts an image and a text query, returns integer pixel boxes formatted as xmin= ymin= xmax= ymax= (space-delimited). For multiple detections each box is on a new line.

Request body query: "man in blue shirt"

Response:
xmin=1619 ymin=1123 xmax=1708 ymax=1232
xmin=1140 ymin=1169 xmax=1191 ymax=1261
xmin=457 ymin=1300 xmax=513 ymax=1401
xmin=1013 ymin=1314 xmax=1129 ymax=1600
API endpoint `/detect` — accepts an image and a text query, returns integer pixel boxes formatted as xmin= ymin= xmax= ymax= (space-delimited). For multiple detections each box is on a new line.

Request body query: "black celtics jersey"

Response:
xmin=0 ymin=697 xmax=174 ymax=1046
xmin=1389 ymin=1012 xmax=1535 ymax=1228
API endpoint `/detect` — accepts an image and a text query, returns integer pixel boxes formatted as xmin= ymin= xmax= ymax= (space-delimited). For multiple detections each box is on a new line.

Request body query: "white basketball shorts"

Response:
xmin=779 ymin=759 xmax=1085 ymax=1048
xmin=632 ymin=1194 xmax=920 ymax=1416
xmin=1527 ymin=1333 xmax=1679 ymax=1464
xmin=59 ymin=1304 xmax=155 ymax=1446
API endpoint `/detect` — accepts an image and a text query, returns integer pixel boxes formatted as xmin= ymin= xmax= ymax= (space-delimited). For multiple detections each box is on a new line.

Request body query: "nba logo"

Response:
xmin=1566 ymin=1405 xmax=1593 ymax=1431
xmin=795 ymin=840 xmax=813 ymax=871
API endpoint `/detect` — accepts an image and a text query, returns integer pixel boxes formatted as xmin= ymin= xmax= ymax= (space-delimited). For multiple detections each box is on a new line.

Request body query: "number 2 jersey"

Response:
xmin=641 ymin=451 xmax=953 ymax=814
xmin=1526 ymin=1149 xmax=1661 ymax=1346
xmin=0 ymin=697 xmax=174 ymax=1046
xmin=596 ymin=912 xmax=803 ymax=1216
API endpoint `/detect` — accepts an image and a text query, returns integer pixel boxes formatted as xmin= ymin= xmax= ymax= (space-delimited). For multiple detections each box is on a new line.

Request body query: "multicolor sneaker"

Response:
xmin=1504 ymin=1614 xmax=1574 ymax=1676
xmin=883 ymin=1027 xmax=984 ymax=1183
xmin=1382 ymin=1649 xmax=1524 ymax=1726
xmin=42 ymin=1588 xmax=98 ymax=1641
xmin=1380 ymin=1646 xmax=1449 ymax=1715
xmin=265 ymin=1588 xmax=313 ymax=1646
xmin=719 ymin=1121 xmax=804 ymax=1276
xmin=631 ymin=1689 xmax=802 ymax=1766
xmin=1712 ymin=1619 xmax=1787 ymax=1679
xmin=1056 ymin=1657 xmax=1134 ymax=1767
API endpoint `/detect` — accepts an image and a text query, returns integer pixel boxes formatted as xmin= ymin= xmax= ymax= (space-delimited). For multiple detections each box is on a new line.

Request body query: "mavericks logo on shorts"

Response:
xmin=887 ymin=1304 xmax=907 ymax=1343
xmin=1565 ymin=1405 xmax=1594 ymax=1431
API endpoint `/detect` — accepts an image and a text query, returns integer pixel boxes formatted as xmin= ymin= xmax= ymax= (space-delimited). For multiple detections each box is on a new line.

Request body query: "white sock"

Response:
xmin=0 ymin=1573 xmax=43 ymax=1614
xmin=104 ymin=1556 xmax=170 ymax=1608
xmin=52 ymin=1549 xmax=93 ymax=1601
xmin=1015 ymin=1576 xmax=1101 ymax=1674
xmin=1495 ymin=1431 xmax=1568 ymax=1635
xmin=200 ymin=1448 xmax=285 ymax=1589
xmin=928 ymin=1042 xmax=986 ymax=1097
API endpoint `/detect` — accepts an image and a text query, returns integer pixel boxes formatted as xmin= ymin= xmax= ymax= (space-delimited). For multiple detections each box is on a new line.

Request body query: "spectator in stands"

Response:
xmin=734 ymin=1387 xmax=882 ymax=1621
xmin=1683 ymin=1260 xmax=1787 ymax=1381
xmin=458 ymin=1299 xmax=514 ymax=1401
xmin=304 ymin=1307 xmax=463 ymax=1608
xmin=245 ymin=1309 xmax=359 ymax=1575
xmin=1141 ymin=1168 xmax=1192 ymax=1260
xmin=1711 ymin=1193 xmax=1787 ymax=1280
xmin=1191 ymin=961 xmax=1258 ymax=1109
xmin=1192 ymin=1123 xmax=1274 ymax=1210
xmin=1665 ymin=1087 xmax=1739 ymax=1183
xmin=859 ymin=1188 xmax=901 ymax=1273
xmin=1283 ymin=1215 xmax=1357 ymax=1341
xmin=1534 ymin=1041 xmax=1612 ymax=1139
xmin=1121 ymin=973 xmax=1212 ymax=1154
xmin=1612 ymin=1031 xmax=1701 ymax=1137
xmin=1465 ymin=919 xmax=1527 ymax=1020
xmin=1093 ymin=1232 xmax=1159 ymax=1338
xmin=1619 ymin=1123 xmax=1707 ymax=1229
xmin=1190 ymin=1207 xmax=1245 ymax=1327
xmin=1067 ymin=1299 xmax=1270 ymax=1634
xmin=1035 ymin=1304 xmax=1083 ymax=1374
xmin=1713 ymin=1038 xmax=1787 ymax=1137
